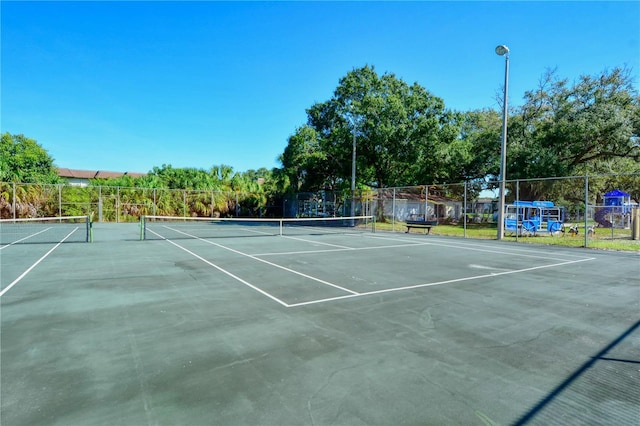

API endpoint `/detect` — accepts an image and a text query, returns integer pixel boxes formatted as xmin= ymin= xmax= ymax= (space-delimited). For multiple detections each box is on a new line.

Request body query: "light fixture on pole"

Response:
xmin=495 ymin=44 xmax=509 ymax=240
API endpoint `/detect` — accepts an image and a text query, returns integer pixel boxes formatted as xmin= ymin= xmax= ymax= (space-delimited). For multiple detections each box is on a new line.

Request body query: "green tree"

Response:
xmin=281 ymin=65 xmax=463 ymax=192
xmin=147 ymin=164 xmax=234 ymax=190
xmin=0 ymin=132 xmax=60 ymax=183
xmin=462 ymin=67 xmax=640 ymax=202
xmin=280 ymin=126 xmax=332 ymax=192
xmin=210 ymin=164 xmax=236 ymax=183
xmin=508 ymin=67 xmax=639 ymax=183
xmin=457 ymin=109 xmax=503 ymax=181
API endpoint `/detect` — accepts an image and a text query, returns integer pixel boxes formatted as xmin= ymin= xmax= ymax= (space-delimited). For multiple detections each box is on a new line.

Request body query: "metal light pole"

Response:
xmin=347 ymin=104 xmax=357 ymax=223
xmin=351 ymin=122 xmax=356 ymax=219
xmin=495 ymin=44 xmax=510 ymax=240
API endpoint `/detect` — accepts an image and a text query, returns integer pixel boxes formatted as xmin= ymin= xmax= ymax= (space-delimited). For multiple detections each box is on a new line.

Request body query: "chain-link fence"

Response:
xmin=0 ymin=183 xmax=273 ymax=223
xmin=282 ymin=174 xmax=639 ymax=247
xmin=2 ymin=174 xmax=639 ymax=247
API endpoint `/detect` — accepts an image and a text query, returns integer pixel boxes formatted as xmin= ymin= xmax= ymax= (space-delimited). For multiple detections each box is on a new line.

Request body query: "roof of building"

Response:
xmin=57 ymin=168 xmax=147 ymax=179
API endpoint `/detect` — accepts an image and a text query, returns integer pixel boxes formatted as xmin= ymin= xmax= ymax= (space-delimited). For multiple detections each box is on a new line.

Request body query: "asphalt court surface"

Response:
xmin=147 ymin=227 xmax=602 ymax=307
xmin=1 ymin=223 xmax=639 ymax=425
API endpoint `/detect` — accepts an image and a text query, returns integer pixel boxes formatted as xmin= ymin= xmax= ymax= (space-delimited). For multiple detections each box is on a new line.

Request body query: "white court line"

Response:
xmin=363 ymin=233 xmax=593 ymax=262
xmin=148 ymin=229 xmax=291 ymax=307
xmin=0 ymin=227 xmax=53 ymax=250
xmin=282 ymin=235 xmax=352 ymax=249
xmin=255 ymin=233 xmax=589 ymax=262
xmin=252 ymin=241 xmax=430 ymax=257
xmin=426 ymin=239 xmax=595 ymax=259
xmin=366 ymin=233 xmax=596 ymax=259
xmin=287 ymin=256 xmax=596 ymax=307
xmin=0 ymin=227 xmax=79 ymax=297
xmin=149 ymin=227 xmax=596 ymax=308
xmin=163 ymin=225 xmax=359 ymax=295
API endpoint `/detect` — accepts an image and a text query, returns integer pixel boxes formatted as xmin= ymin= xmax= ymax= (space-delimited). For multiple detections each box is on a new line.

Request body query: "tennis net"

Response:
xmin=141 ymin=215 xmax=376 ymax=240
xmin=0 ymin=216 xmax=92 ymax=245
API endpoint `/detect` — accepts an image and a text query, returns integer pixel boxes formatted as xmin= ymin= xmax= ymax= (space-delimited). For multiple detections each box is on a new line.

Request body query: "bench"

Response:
xmin=405 ymin=220 xmax=438 ymax=234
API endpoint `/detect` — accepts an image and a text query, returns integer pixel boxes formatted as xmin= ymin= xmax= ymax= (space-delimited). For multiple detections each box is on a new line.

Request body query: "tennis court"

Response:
xmin=1 ymin=218 xmax=638 ymax=425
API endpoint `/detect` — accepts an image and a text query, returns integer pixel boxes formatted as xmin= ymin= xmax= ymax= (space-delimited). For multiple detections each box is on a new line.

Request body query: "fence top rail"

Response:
xmin=2 ymin=172 xmax=639 ymax=190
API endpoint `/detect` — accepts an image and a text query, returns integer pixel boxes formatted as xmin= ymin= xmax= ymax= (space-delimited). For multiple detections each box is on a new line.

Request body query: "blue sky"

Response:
xmin=2 ymin=1 xmax=638 ymax=174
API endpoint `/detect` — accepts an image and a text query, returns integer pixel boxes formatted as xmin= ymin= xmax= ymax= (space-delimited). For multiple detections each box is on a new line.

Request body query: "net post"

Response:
xmin=279 ymin=219 xmax=283 ymax=236
xmin=140 ymin=216 xmax=145 ymax=240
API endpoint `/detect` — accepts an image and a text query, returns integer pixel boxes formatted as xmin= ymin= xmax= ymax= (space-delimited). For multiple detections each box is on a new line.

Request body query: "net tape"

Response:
xmin=0 ymin=216 xmax=91 ymax=245
xmin=141 ymin=215 xmax=375 ymax=240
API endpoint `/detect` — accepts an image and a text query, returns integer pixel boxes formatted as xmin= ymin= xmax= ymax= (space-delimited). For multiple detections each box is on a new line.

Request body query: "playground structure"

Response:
xmin=593 ymin=189 xmax=636 ymax=229
xmin=504 ymin=201 xmax=565 ymax=236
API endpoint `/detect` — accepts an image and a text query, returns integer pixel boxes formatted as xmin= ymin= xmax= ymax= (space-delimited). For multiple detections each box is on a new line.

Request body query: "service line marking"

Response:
xmin=148 ymin=228 xmax=596 ymax=308
xmin=251 ymin=240 xmax=430 ymax=257
xmin=0 ymin=228 xmax=79 ymax=297
xmin=164 ymin=226 xmax=359 ymax=295
xmin=281 ymin=235 xmax=352 ymax=249
xmin=287 ymin=256 xmax=596 ymax=307
xmin=363 ymin=233 xmax=594 ymax=262
xmin=0 ymin=227 xmax=53 ymax=250
xmin=148 ymin=229 xmax=291 ymax=307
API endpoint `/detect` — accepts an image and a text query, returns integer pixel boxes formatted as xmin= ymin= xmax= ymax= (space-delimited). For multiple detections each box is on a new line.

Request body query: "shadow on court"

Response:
xmin=1 ymin=223 xmax=638 ymax=425
xmin=513 ymin=320 xmax=640 ymax=425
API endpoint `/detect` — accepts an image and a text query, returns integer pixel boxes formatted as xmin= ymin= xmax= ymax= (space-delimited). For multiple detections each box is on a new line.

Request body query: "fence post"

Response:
xmin=515 ymin=180 xmax=520 ymax=242
xmin=463 ymin=181 xmax=467 ymax=238
xmin=584 ymin=175 xmax=589 ymax=248
xmin=632 ymin=208 xmax=640 ymax=240
xmin=183 ymin=190 xmax=187 ymax=218
xmin=392 ymin=188 xmax=396 ymax=232
xmin=12 ymin=182 xmax=16 ymax=220
xmin=98 ymin=186 xmax=102 ymax=222
xmin=424 ymin=185 xmax=429 ymax=221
